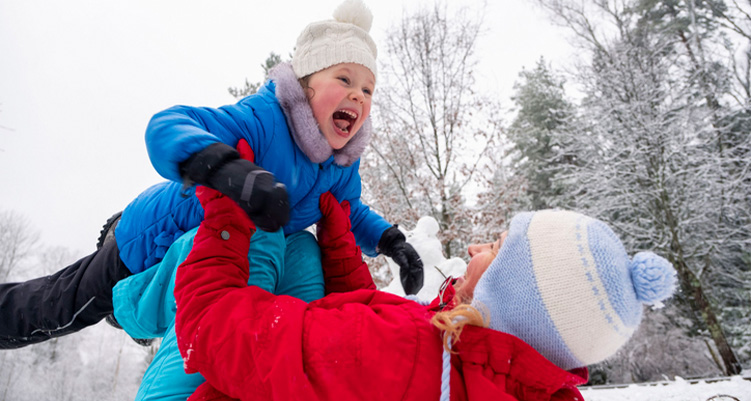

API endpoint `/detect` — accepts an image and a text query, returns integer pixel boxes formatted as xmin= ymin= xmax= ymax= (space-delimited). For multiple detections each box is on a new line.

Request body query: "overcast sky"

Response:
xmin=0 ymin=0 xmax=575 ymax=257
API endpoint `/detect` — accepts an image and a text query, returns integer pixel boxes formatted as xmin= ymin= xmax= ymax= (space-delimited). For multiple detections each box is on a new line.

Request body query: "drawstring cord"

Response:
xmin=440 ymin=334 xmax=452 ymax=401
xmin=404 ymin=284 xmax=454 ymax=400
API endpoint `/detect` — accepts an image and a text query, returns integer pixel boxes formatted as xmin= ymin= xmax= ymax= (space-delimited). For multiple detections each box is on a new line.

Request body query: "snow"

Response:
xmin=581 ymin=375 xmax=751 ymax=401
xmin=0 ymin=320 xmax=154 ymax=401
xmin=381 ymin=216 xmax=468 ymax=298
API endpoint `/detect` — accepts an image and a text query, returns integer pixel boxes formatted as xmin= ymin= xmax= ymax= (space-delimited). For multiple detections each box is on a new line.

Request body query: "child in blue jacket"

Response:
xmin=0 ymin=0 xmax=423 ymax=350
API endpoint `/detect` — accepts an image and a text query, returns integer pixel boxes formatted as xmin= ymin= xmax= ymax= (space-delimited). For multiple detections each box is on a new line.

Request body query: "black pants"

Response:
xmin=0 ymin=240 xmax=131 ymax=349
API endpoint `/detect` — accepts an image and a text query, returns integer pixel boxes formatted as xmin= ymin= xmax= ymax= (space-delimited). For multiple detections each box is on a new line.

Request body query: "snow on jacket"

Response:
xmin=114 ymin=62 xmax=391 ymax=273
xmin=174 ymin=195 xmax=589 ymax=401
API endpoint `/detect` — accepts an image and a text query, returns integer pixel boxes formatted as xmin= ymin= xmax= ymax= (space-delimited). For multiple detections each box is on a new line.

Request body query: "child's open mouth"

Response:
xmin=333 ymin=109 xmax=358 ymax=135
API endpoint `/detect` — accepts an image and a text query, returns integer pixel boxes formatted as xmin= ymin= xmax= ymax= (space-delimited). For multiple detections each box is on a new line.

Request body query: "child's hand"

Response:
xmin=180 ymin=142 xmax=290 ymax=232
xmin=377 ymin=226 xmax=424 ymax=295
xmin=207 ymin=158 xmax=289 ymax=232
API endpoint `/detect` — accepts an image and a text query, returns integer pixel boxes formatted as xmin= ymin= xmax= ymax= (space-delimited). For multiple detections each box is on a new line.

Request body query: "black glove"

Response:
xmin=180 ymin=143 xmax=290 ymax=232
xmin=378 ymin=225 xmax=424 ymax=295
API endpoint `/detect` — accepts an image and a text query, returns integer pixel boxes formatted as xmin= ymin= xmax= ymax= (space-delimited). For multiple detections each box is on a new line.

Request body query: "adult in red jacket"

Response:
xmin=174 ymin=187 xmax=676 ymax=400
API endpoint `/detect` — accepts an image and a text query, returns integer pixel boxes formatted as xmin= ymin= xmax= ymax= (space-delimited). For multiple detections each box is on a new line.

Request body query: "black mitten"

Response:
xmin=180 ymin=143 xmax=289 ymax=232
xmin=378 ymin=225 xmax=424 ymax=295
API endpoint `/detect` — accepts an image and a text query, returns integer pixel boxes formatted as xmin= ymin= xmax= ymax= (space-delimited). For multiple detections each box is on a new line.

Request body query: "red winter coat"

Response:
xmin=174 ymin=190 xmax=588 ymax=401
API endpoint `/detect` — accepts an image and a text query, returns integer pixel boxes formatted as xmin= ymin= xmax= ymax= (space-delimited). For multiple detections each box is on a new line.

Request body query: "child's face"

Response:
xmin=455 ymin=232 xmax=507 ymax=300
xmin=305 ymin=63 xmax=375 ymax=150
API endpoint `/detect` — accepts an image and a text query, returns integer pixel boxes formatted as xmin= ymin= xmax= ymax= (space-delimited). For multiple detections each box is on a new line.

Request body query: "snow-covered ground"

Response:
xmin=581 ymin=375 xmax=751 ymax=401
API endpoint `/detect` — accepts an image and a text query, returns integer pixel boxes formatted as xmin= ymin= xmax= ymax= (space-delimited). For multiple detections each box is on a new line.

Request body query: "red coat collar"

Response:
xmin=455 ymin=326 xmax=588 ymax=400
xmin=426 ymin=276 xmax=460 ymax=312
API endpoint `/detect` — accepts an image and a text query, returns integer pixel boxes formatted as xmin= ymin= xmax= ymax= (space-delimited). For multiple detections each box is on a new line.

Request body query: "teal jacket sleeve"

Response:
xmin=112 ymin=227 xmax=288 ymax=340
xmin=112 ymin=228 xmax=198 ymax=339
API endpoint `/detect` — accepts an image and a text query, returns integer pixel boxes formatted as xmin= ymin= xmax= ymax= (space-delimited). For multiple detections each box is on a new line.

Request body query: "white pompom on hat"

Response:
xmin=292 ymin=0 xmax=378 ymax=79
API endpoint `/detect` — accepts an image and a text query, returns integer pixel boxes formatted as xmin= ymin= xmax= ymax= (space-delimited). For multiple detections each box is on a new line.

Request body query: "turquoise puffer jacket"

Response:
xmin=114 ymin=227 xmax=325 ymax=401
xmin=115 ymin=63 xmax=390 ymax=273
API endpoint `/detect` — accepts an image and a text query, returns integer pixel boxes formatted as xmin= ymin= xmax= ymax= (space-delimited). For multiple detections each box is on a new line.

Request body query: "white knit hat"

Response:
xmin=291 ymin=0 xmax=378 ymax=79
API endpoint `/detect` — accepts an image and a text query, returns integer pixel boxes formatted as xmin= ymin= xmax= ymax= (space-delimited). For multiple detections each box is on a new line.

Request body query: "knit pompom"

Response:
xmin=629 ymin=252 xmax=677 ymax=304
xmin=333 ymin=0 xmax=373 ymax=32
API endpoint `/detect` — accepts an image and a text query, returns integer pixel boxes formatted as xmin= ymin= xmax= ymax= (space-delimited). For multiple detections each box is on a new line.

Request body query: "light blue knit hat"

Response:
xmin=471 ymin=210 xmax=677 ymax=370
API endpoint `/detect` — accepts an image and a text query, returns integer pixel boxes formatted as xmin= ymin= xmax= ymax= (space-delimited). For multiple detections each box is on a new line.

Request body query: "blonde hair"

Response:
xmin=430 ymin=303 xmax=489 ymax=353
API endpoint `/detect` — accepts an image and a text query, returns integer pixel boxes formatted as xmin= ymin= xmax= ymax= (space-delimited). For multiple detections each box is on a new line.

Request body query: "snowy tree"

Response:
xmin=709 ymin=0 xmax=751 ymax=104
xmin=589 ymin=305 xmax=723 ymax=383
xmin=361 ymin=1 xmax=501 ymax=259
xmin=505 ymin=57 xmax=578 ymax=211
xmin=36 ymin=245 xmax=78 ymax=276
xmin=537 ymin=0 xmax=749 ymax=377
xmin=228 ymin=52 xmax=285 ymax=99
xmin=0 ymin=210 xmax=39 ymax=282
xmin=0 ymin=321 xmax=149 ymax=400
xmin=471 ymin=155 xmax=525 ymax=245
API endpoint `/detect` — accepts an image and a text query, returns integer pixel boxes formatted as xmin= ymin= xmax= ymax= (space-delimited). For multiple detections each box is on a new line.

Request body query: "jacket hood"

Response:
xmin=269 ymin=62 xmax=372 ymax=167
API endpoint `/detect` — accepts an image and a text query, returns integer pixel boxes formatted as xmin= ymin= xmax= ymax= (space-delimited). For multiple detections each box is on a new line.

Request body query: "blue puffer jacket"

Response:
xmin=115 ymin=63 xmax=391 ymax=273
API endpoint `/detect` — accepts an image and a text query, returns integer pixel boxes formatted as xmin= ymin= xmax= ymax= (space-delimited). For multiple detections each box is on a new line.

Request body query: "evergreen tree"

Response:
xmin=228 ymin=52 xmax=285 ymax=99
xmin=506 ymin=57 xmax=577 ymax=211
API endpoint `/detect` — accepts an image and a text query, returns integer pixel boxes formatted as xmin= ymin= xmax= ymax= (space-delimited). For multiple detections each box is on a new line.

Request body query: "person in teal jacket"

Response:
xmin=113 ymin=225 xmax=323 ymax=401
xmin=0 ymin=0 xmax=424 ymax=350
